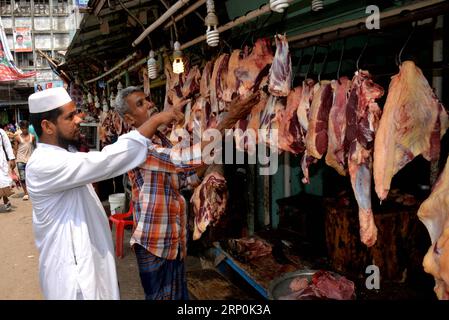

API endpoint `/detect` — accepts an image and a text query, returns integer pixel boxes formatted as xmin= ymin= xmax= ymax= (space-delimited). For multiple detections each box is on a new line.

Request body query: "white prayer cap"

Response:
xmin=28 ymin=87 xmax=73 ymax=114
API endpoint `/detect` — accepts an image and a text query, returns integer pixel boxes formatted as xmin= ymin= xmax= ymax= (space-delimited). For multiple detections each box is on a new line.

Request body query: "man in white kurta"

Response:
xmin=26 ymin=87 xmax=183 ymax=300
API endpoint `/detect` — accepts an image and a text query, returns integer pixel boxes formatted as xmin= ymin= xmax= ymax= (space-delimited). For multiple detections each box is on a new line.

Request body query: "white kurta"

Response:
xmin=26 ymin=130 xmax=151 ymax=300
xmin=0 ymin=129 xmax=15 ymax=188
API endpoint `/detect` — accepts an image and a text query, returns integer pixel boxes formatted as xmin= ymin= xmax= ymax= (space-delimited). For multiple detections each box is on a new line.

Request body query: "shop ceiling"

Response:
xmin=63 ymin=0 xmax=449 ymax=86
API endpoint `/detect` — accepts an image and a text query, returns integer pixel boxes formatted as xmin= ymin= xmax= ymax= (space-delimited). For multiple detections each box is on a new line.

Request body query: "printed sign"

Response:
xmin=13 ymin=27 xmax=32 ymax=52
xmin=34 ymin=80 xmax=64 ymax=92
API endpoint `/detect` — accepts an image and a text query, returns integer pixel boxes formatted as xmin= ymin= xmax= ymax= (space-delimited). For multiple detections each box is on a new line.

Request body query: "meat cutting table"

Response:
xmin=211 ymin=242 xmax=305 ymax=299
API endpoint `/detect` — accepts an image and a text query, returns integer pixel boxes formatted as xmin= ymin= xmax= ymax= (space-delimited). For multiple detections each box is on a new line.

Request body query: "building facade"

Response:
xmin=0 ymin=0 xmax=81 ymax=124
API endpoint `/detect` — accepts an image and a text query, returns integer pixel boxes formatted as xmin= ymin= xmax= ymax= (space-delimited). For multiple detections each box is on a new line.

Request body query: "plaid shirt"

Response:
xmin=128 ymin=133 xmax=202 ymax=260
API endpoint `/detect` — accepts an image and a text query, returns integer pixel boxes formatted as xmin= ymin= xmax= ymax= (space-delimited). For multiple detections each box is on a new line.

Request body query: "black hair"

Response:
xmin=16 ymin=34 xmax=23 ymax=39
xmin=29 ymin=108 xmax=63 ymax=137
xmin=19 ymin=120 xmax=29 ymax=129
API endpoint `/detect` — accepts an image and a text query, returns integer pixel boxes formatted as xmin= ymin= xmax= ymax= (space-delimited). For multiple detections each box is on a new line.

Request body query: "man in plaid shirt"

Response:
xmin=116 ymin=86 xmax=259 ymax=300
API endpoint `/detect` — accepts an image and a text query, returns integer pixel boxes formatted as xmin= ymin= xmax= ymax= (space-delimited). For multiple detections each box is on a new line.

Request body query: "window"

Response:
xmin=16 ymin=52 xmax=34 ymax=68
xmin=35 ymin=50 xmax=51 ymax=68
xmin=33 ymin=0 xmax=49 ymax=15
xmin=14 ymin=0 xmax=31 ymax=16
xmin=0 ymin=0 xmax=12 ymax=15
xmin=52 ymin=0 xmax=67 ymax=15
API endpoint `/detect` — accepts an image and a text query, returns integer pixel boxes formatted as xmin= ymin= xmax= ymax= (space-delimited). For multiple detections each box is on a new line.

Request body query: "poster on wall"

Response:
xmin=34 ymin=80 xmax=64 ymax=92
xmin=13 ymin=27 xmax=32 ymax=52
xmin=0 ymin=18 xmax=35 ymax=81
xmin=76 ymin=0 xmax=89 ymax=8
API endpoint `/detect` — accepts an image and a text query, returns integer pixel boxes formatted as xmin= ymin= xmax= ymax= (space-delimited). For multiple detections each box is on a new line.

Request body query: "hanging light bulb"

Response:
xmin=172 ymin=41 xmax=184 ymax=74
xmin=205 ymin=0 xmax=219 ymax=47
xmin=147 ymin=50 xmax=158 ymax=80
xmin=270 ymin=0 xmax=290 ymax=13
xmin=117 ymin=81 xmax=123 ymax=92
xmin=311 ymin=0 xmax=324 ymax=11
xmin=94 ymin=95 xmax=100 ymax=109
xmin=87 ymin=92 xmax=93 ymax=104
xmin=109 ymin=91 xmax=116 ymax=108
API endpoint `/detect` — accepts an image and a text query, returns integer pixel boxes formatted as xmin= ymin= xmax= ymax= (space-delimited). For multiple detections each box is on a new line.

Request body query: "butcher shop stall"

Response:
xmin=58 ymin=0 xmax=449 ymax=300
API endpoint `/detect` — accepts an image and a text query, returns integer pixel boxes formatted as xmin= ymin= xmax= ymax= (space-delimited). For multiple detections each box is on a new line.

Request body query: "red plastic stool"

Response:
xmin=109 ymin=202 xmax=134 ymax=259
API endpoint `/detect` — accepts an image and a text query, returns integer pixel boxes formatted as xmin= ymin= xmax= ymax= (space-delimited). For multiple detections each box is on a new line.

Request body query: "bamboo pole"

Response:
xmin=164 ymin=0 xmax=206 ymax=29
xmin=85 ymin=52 xmax=138 ymax=84
xmin=132 ymin=0 xmax=190 ymax=47
xmin=180 ymin=4 xmax=271 ymax=50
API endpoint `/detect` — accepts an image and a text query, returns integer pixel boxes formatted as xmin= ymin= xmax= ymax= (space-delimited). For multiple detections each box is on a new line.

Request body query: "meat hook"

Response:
xmin=318 ymin=46 xmax=329 ymax=82
xmin=397 ymin=22 xmax=417 ymax=66
xmin=356 ymin=38 xmax=369 ymax=71
xmin=336 ymin=39 xmax=345 ymax=80
xmin=292 ymin=49 xmax=303 ymax=87
xmin=305 ymin=46 xmax=317 ymax=80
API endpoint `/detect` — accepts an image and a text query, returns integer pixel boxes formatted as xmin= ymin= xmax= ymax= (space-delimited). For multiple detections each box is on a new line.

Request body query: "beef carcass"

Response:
xmin=374 ymin=60 xmax=449 ymax=201
xmin=235 ymin=38 xmax=274 ymax=98
xmin=222 ymin=49 xmax=242 ymax=102
xmin=345 ymin=70 xmax=384 ymax=247
xmin=210 ymin=53 xmax=229 ymax=114
xmin=305 ymin=80 xmax=333 ymax=159
xmin=279 ymin=86 xmax=305 ymax=154
xmin=325 ymin=77 xmax=352 ymax=176
xmin=200 ymin=61 xmax=214 ymax=98
xmin=234 ymin=91 xmax=270 ymax=152
xmin=191 ymin=165 xmax=228 ymax=240
xmin=259 ymin=95 xmax=286 ymax=148
xmin=417 ymin=156 xmax=449 ymax=300
xmin=301 ymin=81 xmax=332 ymax=184
xmin=163 ymin=55 xmax=176 ymax=111
xmin=296 ymin=78 xmax=316 ymax=132
xmin=181 ymin=65 xmax=201 ymax=98
xmin=268 ymin=34 xmax=292 ymax=97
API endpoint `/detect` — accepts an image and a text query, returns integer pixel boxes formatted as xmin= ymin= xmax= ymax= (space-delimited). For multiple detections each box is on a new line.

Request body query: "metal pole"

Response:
xmin=430 ymin=15 xmax=444 ymax=186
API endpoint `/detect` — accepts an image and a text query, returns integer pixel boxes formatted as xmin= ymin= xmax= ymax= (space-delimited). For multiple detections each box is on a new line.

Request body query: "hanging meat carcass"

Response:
xmin=191 ymin=164 xmax=228 ymax=240
xmin=222 ymin=49 xmax=243 ymax=102
xmin=301 ymin=81 xmax=333 ymax=183
xmin=373 ymin=61 xmax=449 ymax=201
xmin=325 ymin=77 xmax=352 ymax=176
xmin=234 ymin=91 xmax=270 ymax=152
xmin=345 ymin=70 xmax=384 ymax=247
xmin=259 ymin=95 xmax=286 ymax=149
xmin=417 ymin=155 xmax=449 ymax=300
xmin=268 ymin=34 xmax=292 ymax=97
xmin=296 ymin=79 xmax=316 ymax=133
xmin=305 ymin=80 xmax=333 ymax=159
xmin=210 ymin=53 xmax=230 ymax=114
xmin=235 ymin=38 xmax=274 ymax=98
xmin=200 ymin=60 xmax=214 ymax=98
xmin=279 ymin=86 xmax=305 ymax=154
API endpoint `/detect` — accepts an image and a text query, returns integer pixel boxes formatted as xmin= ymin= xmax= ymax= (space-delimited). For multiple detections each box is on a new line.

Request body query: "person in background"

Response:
xmin=0 ymin=126 xmax=15 ymax=212
xmin=13 ymin=120 xmax=35 ymax=200
xmin=28 ymin=123 xmax=39 ymax=143
xmin=115 ymin=86 xmax=259 ymax=300
xmin=26 ymin=87 xmax=183 ymax=300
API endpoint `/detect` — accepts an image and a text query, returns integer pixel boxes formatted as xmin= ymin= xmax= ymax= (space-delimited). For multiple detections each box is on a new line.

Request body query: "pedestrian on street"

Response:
xmin=0 ymin=127 xmax=15 ymax=212
xmin=26 ymin=87 xmax=184 ymax=300
xmin=13 ymin=120 xmax=35 ymax=200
